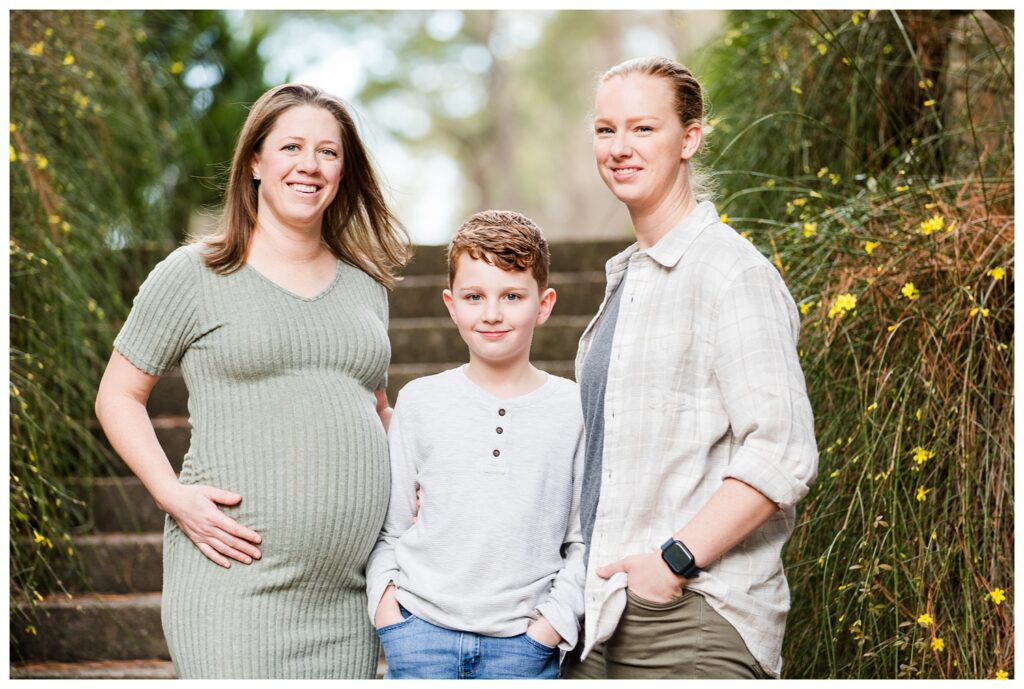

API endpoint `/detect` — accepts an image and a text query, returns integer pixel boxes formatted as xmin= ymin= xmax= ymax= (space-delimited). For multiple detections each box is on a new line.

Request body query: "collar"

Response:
xmin=643 ymin=201 xmax=720 ymax=268
xmin=603 ymin=201 xmax=720 ymax=280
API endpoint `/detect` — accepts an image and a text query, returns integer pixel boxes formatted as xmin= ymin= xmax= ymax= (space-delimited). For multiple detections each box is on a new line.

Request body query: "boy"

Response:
xmin=365 ymin=210 xmax=585 ymax=679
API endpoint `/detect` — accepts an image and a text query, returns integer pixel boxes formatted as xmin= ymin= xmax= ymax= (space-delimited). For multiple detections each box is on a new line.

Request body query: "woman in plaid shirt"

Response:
xmin=566 ymin=56 xmax=819 ymax=679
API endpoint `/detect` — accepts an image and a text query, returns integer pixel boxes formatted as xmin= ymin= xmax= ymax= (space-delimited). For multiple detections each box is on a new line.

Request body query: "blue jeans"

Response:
xmin=377 ymin=607 xmax=560 ymax=679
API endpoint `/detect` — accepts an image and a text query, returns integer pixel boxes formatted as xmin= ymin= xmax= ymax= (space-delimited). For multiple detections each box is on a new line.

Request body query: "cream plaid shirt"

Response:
xmin=575 ymin=201 xmax=818 ymax=677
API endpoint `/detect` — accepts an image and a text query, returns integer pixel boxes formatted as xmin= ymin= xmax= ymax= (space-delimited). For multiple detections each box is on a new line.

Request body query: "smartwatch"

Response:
xmin=660 ymin=538 xmax=700 ymax=579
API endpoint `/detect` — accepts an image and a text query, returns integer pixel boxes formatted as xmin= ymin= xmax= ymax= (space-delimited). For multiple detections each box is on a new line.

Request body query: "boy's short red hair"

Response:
xmin=447 ymin=210 xmax=550 ymax=291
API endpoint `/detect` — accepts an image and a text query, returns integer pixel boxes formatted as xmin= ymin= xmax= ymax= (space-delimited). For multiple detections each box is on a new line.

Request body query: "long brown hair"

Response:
xmin=199 ymin=83 xmax=411 ymax=288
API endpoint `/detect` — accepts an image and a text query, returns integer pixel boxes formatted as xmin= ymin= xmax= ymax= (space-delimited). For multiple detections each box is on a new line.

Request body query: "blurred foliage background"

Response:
xmin=8 ymin=9 xmax=1013 ymax=678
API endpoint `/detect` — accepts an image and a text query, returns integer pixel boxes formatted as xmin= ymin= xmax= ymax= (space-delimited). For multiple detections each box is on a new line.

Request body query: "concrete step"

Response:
xmin=79 ymin=477 xmax=166 ymax=533
xmin=389 ymin=271 xmax=607 ymax=319
xmin=67 ymin=533 xmax=163 ymax=593
xmin=389 ymin=314 xmax=590 ymax=365
xmin=12 ymin=653 xmax=386 ymax=679
xmin=399 ymin=240 xmax=629 ymax=277
xmin=11 ymin=592 xmax=168 ymax=663
xmin=11 ymin=659 xmax=177 ymax=679
xmin=19 ymin=532 xmax=163 ymax=593
xmin=146 ymin=371 xmax=188 ymax=417
xmin=92 ymin=416 xmax=187 ymax=477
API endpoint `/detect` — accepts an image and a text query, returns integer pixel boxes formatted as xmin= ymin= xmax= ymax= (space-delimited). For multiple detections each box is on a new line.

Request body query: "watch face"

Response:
xmin=663 ymin=542 xmax=694 ymax=573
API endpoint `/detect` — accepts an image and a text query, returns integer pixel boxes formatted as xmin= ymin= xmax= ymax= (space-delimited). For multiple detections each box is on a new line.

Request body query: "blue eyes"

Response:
xmin=282 ymin=144 xmax=337 ymax=157
xmin=465 ymin=294 xmax=523 ymax=302
xmin=594 ymin=126 xmax=654 ymax=135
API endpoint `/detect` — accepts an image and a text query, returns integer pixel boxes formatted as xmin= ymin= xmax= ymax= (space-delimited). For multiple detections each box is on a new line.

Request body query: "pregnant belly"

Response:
xmin=175 ymin=397 xmax=390 ymax=585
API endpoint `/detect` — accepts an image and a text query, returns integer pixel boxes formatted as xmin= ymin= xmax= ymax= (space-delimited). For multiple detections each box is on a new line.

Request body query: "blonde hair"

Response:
xmin=447 ymin=210 xmax=550 ymax=291
xmin=600 ymin=56 xmax=716 ymax=201
xmin=198 ymin=83 xmax=410 ymax=288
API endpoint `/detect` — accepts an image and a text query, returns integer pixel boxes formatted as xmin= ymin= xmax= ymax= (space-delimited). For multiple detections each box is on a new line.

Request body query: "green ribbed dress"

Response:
xmin=114 ymin=244 xmax=390 ymax=678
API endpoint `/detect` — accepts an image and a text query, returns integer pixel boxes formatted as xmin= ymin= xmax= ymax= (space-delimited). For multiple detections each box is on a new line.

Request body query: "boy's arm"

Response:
xmin=533 ymin=425 xmax=587 ymax=651
xmin=365 ymin=395 xmax=419 ymax=626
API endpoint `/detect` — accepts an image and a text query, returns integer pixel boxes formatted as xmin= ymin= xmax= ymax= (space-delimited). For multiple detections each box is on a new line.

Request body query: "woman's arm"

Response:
xmin=374 ymin=387 xmax=393 ymax=432
xmin=95 ymin=350 xmax=262 ymax=568
xmin=596 ymin=478 xmax=777 ymax=601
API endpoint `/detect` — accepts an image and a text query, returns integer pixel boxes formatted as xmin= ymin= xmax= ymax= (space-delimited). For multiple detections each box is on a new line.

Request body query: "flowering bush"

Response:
xmin=699 ymin=9 xmax=1013 ymax=679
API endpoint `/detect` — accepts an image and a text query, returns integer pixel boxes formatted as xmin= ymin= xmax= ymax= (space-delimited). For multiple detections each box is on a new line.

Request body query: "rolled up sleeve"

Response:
xmin=713 ymin=266 xmax=818 ymax=510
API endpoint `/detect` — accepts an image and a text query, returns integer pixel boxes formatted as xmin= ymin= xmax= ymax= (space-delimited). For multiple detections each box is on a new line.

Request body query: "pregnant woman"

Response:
xmin=94 ymin=83 xmax=409 ymax=678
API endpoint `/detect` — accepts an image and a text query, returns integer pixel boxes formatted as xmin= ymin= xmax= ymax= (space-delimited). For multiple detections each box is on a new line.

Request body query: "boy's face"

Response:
xmin=442 ymin=254 xmax=556 ymax=370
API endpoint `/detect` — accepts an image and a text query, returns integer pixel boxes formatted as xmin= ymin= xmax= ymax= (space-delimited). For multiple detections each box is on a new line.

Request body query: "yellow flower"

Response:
xmin=969 ymin=307 xmax=990 ymax=318
xmin=896 ymin=184 xmax=909 ymax=192
xmin=28 ymin=41 xmax=44 ymax=56
xmin=817 ymin=43 xmax=827 ymax=56
xmin=923 ymin=99 xmax=936 ymax=107
xmin=867 ymin=403 xmax=878 ymax=412
xmin=63 ymin=52 xmax=75 ymax=66
xmin=828 ymin=293 xmax=856 ymax=319
xmin=94 ymin=19 xmax=106 ymax=30
xmin=829 ymin=173 xmax=840 ymax=185
xmin=864 ymin=241 xmax=879 ymax=255
xmin=792 ymin=197 xmax=807 ymax=207
xmin=988 ymin=267 xmax=1005 ymax=281
xmin=170 ymin=61 xmax=185 ymax=75
xmin=917 ymin=613 xmax=933 ymax=626
xmin=48 ymin=215 xmax=60 ymax=225
xmin=9 ymin=145 xmax=16 ymax=163
xmin=918 ymin=78 xmax=934 ymax=89
xmin=901 ymin=282 xmax=920 ymax=300
xmin=802 ymin=222 xmax=817 ymax=238
xmin=33 ymin=530 xmax=46 ymax=544
xmin=24 ymin=625 xmax=37 ymax=636
xmin=912 ymin=447 xmax=934 ymax=466
xmin=930 ymin=637 xmax=944 ymax=652
xmin=809 ymin=190 xmax=822 ymax=199
xmin=87 ymin=299 xmax=97 ymax=313
xmin=35 ymin=154 xmax=48 ymax=170
xmin=916 ymin=486 xmax=931 ymax=502
xmin=986 ymin=588 xmax=1006 ymax=605
xmin=852 ymin=11 xmax=864 ymax=24
xmin=817 ymin=167 xmax=829 ymax=178
xmin=919 ymin=214 xmax=944 ymax=235
xmin=790 ymin=83 xmax=802 ymax=95
xmin=996 ymin=670 xmax=1009 ymax=679
xmin=799 ymin=302 xmax=812 ymax=315
xmin=9 ymin=122 xmax=16 ymax=132
xmin=61 ymin=221 xmax=71 ymax=233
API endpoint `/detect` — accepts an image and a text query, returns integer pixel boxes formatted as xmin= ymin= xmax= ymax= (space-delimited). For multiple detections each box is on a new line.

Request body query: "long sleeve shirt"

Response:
xmin=575 ymin=201 xmax=818 ymax=677
xmin=365 ymin=366 xmax=586 ymax=651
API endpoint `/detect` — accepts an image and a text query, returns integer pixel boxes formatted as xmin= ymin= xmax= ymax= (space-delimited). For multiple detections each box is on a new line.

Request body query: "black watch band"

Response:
xmin=660 ymin=538 xmax=700 ymax=579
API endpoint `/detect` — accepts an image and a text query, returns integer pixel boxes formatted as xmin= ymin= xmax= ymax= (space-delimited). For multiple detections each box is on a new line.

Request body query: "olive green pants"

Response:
xmin=565 ymin=590 xmax=768 ymax=679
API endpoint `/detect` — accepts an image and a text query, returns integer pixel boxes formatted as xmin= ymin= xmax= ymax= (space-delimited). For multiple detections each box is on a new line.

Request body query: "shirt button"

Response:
xmin=498 ymin=409 xmax=506 ymax=416
xmin=493 ymin=449 xmax=500 ymax=457
xmin=496 ymin=427 xmax=503 ymax=434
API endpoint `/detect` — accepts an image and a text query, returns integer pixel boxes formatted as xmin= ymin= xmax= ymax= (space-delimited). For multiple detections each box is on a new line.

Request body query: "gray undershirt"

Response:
xmin=578 ymin=270 xmax=627 ymax=566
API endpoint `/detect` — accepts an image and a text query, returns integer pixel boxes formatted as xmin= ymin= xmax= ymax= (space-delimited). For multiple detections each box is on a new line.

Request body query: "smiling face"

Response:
xmin=251 ymin=104 xmax=343 ymax=233
xmin=442 ymin=254 xmax=556 ymax=370
xmin=593 ymin=73 xmax=700 ymax=217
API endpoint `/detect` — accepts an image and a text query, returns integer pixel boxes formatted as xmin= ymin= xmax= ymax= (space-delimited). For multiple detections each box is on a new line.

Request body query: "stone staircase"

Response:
xmin=9 ymin=240 xmax=627 ymax=679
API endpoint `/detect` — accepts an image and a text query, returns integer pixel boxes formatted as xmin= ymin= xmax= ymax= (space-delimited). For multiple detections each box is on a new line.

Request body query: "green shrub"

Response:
xmin=696 ymin=10 xmax=1013 ymax=678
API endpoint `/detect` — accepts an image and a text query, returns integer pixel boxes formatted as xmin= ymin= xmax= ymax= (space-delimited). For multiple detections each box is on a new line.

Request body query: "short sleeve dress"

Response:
xmin=113 ymin=244 xmax=391 ymax=678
